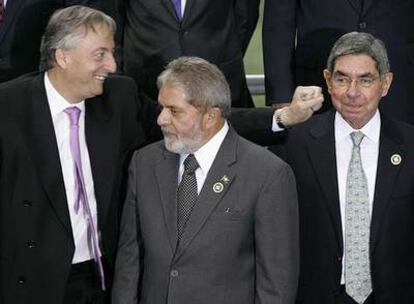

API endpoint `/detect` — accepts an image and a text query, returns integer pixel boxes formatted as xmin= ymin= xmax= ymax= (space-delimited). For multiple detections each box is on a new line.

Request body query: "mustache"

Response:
xmin=161 ymin=127 xmax=170 ymax=133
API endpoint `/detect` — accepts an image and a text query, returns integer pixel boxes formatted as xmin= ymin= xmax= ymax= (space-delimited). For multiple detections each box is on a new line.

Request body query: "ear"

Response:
xmin=381 ymin=72 xmax=393 ymax=97
xmin=203 ymin=107 xmax=221 ymax=129
xmin=55 ymin=49 xmax=69 ymax=69
xmin=323 ymin=69 xmax=333 ymax=94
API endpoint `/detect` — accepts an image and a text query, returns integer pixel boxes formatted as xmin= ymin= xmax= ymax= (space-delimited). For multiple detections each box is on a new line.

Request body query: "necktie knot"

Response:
xmin=64 ymin=106 xmax=81 ymax=126
xmin=183 ymin=154 xmax=199 ymax=174
xmin=350 ymin=131 xmax=364 ymax=147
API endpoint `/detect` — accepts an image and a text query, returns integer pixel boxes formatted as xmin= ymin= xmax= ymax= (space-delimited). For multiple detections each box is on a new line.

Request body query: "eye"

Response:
xmin=334 ymin=76 xmax=350 ymax=86
xmin=94 ymin=51 xmax=106 ymax=60
xmin=358 ymin=77 xmax=374 ymax=87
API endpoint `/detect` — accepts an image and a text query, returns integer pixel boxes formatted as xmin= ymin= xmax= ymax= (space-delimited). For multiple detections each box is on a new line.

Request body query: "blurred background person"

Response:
xmin=115 ymin=0 xmax=257 ymax=107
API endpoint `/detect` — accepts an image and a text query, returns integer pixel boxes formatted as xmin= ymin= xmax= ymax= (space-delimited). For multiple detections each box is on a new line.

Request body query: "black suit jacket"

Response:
xmin=273 ymin=111 xmax=414 ymax=304
xmin=0 ymin=0 xmax=115 ymax=83
xmin=117 ymin=0 xmax=254 ymax=107
xmin=263 ymin=0 xmax=414 ymax=123
xmin=0 ymin=73 xmax=145 ymax=304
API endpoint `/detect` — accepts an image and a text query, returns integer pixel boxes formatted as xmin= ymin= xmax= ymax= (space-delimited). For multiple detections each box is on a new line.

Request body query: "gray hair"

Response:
xmin=326 ymin=32 xmax=390 ymax=77
xmin=39 ymin=5 xmax=116 ymax=71
xmin=157 ymin=57 xmax=231 ymax=118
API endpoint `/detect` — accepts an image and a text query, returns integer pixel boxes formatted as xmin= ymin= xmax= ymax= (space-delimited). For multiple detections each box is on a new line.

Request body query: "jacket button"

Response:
xmin=337 ymin=256 xmax=342 ymax=262
xmin=170 ymin=270 xmax=179 ymax=277
xmin=359 ymin=22 xmax=367 ymax=29
xmin=17 ymin=276 xmax=26 ymax=284
xmin=23 ymin=200 xmax=32 ymax=207
xmin=27 ymin=240 xmax=36 ymax=248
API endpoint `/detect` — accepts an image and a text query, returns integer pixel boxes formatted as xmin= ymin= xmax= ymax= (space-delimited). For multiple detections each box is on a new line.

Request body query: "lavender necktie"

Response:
xmin=64 ymin=106 xmax=106 ymax=290
xmin=171 ymin=0 xmax=182 ymax=19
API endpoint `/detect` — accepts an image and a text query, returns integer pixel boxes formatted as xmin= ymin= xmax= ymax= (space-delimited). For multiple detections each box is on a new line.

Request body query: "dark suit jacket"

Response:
xmin=0 ymin=0 xmax=115 ymax=83
xmin=263 ymin=0 xmax=414 ymax=123
xmin=117 ymin=0 xmax=254 ymax=107
xmin=273 ymin=111 xmax=414 ymax=304
xmin=0 ymin=73 xmax=145 ymax=304
xmin=112 ymin=127 xmax=299 ymax=304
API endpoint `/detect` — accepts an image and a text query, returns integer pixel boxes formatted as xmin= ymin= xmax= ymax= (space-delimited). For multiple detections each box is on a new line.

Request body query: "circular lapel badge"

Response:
xmin=390 ymin=154 xmax=402 ymax=166
xmin=213 ymin=182 xmax=224 ymax=193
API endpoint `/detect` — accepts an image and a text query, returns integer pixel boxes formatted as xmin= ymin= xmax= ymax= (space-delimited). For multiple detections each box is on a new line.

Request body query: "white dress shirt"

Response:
xmin=180 ymin=0 xmax=187 ymax=17
xmin=178 ymin=121 xmax=229 ymax=193
xmin=44 ymin=73 xmax=99 ymax=263
xmin=3 ymin=0 xmax=7 ymax=8
xmin=335 ymin=111 xmax=380 ymax=283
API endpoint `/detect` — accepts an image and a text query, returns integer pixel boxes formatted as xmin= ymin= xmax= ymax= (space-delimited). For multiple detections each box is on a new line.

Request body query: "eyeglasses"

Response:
xmin=332 ymin=75 xmax=379 ymax=88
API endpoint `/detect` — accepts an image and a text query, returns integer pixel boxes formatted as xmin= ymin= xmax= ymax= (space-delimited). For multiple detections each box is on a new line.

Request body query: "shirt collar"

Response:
xmin=335 ymin=110 xmax=381 ymax=144
xmin=179 ymin=121 xmax=229 ymax=175
xmin=44 ymin=72 xmax=85 ymax=118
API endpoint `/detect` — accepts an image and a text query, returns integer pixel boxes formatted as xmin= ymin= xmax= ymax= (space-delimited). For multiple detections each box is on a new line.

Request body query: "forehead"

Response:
xmin=333 ymin=54 xmax=378 ymax=75
xmin=158 ymin=85 xmax=191 ymax=107
xmin=75 ymin=23 xmax=114 ymax=42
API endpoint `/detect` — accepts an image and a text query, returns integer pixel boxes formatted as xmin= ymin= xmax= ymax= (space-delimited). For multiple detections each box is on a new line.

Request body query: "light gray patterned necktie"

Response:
xmin=177 ymin=154 xmax=199 ymax=240
xmin=345 ymin=131 xmax=372 ymax=303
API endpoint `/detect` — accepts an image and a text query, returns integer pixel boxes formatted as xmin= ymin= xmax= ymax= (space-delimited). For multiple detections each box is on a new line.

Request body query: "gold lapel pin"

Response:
xmin=220 ymin=175 xmax=230 ymax=184
xmin=390 ymin=154 xmax=402 ymax=166
xmin=213 ymin=182 xmax=224 ymax=193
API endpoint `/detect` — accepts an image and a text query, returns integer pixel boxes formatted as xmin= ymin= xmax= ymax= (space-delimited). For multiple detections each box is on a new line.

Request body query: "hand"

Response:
xmin=278 ymin=86 xmax=324 ymax=127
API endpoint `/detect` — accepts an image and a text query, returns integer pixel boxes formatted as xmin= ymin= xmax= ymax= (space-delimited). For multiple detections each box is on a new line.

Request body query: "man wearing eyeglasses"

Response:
xmin=273 ymin=32 xmax=414 ymax=304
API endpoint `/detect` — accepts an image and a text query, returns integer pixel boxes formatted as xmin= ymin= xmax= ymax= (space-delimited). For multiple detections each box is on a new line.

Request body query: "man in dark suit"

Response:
xmin=116 ymin=0 xmax=255 ymax=107
xmin=0 ymin=5 xmax=146 ymax=304
xmin=0 ymin=0 xmax=115 ymax=83
xmin=263 ymin=0 xmax=414 ymax=124
xmin=112 ymin=57 xmax=300 ymax=304
xmin=274 ymin=32 xmax=414 ymax=304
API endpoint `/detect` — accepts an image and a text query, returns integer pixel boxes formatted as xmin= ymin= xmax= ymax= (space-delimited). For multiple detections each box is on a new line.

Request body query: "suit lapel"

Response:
xmin=161 ymin=0 xmax=182 ymax=22
xmin=370 ymin=117 xmax=404 ymax=252
xmin=346 ymin=0 xmax=363 ymax=14
xmin=0 ymin=0 xmax=23 ymax=43
xmin=362 ymin=0 xmax=375 ymax=16
xmin=156 ymin=149 xmax=180 ymax=253
xmin=84 ymin=96 xmax=116 ymax=231
xmin=22 ymin=74 xmax=72 ymax=236
xmin=307 ymin=112 xmax=343 ymax=251
xmin=174 ymin=128 xmax=238 ymax=260
xmin=181 ymin=0 xmax=195 ymax=24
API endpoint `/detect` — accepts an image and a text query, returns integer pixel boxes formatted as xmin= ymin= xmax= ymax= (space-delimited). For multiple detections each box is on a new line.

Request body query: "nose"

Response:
xmin=157 ymin=107 xmax=170 ymax=127
xmin=105 ymin=53 xmax=117 ymax=73
xmin=346 ymin=80 xmax=361 ymax=98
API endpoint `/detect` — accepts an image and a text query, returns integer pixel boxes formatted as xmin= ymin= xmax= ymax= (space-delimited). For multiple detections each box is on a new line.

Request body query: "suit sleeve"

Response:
xmin=262 ymin=0 xmax=297 ymax=105
xmin=112 ymin=153 xmax=141 ymax=304
xmin=228 ymin=107 xmax=287 ymax=146
xmin=254 ymin=162 xmax=299 ymax=304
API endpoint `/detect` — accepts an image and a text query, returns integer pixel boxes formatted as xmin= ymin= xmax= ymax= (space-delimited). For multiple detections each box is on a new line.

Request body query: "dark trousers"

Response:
xmin=63 ymin=260 xmax=107 ymax=304
xmin=336 ymin=285 xmax=374 ymax=304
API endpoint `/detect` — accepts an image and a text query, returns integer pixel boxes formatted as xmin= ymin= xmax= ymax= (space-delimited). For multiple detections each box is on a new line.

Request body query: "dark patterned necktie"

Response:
xmin=177 ymin=154 xmax=199 ymax=240
xmin=345 ymin=131 xmax=372 ymax=303
xmin=64 ymin=107 xmax=106 ymax=290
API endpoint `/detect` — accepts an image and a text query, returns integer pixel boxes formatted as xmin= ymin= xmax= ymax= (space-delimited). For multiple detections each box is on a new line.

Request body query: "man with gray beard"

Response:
xmin=112 ymin=56 xmax=300 ymax=304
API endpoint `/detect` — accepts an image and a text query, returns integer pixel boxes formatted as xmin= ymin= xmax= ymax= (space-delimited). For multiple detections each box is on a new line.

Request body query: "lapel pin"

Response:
xmin=213 ymin=182 xmax=224 ymax=193
xmin=390 ymin=153 xmax=402 ymax=166
xmin=220 ymin=175 xmax=230 ymax=184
